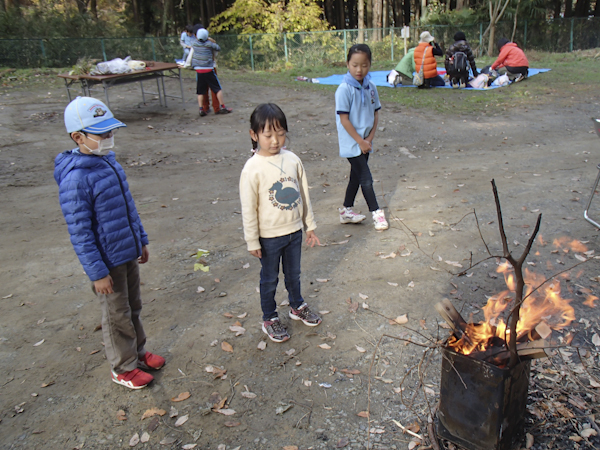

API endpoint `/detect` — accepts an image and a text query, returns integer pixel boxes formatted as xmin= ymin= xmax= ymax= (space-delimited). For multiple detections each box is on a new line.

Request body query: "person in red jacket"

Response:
xmin=413 ymin=31 xmax=445 ymax=89
xmin=491 ymin=38 xmax=529 ymax=82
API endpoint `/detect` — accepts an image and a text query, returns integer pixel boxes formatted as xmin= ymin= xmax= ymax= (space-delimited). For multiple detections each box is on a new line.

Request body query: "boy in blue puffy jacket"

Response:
xmin=55 ymin=97 xmax=165 ymax=389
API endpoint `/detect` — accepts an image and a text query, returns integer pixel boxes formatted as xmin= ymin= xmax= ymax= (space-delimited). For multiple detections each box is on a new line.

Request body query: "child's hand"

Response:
xmin=359 ymin=139 xmax=372 ymax=154
xmin=138 ymin=245 xmax=149 ymax=264
xmin=94 ymin=275 xmax=114 ymax=295
xmin=305 ymin=230 xmax=321 ymax=248
xmin=250 ymin=249 xmax=262 ymax=259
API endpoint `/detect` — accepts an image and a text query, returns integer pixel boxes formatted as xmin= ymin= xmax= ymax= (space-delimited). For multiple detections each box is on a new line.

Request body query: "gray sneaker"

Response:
xmin=262 ymin=318 xmax=290 ymax=342
xmin=289 ymin=303 xmax=322 ymax=327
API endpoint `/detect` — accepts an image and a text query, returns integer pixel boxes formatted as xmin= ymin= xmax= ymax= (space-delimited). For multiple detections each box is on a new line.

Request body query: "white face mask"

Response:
xmin=83 ymin=134 xmax=115 ymax=156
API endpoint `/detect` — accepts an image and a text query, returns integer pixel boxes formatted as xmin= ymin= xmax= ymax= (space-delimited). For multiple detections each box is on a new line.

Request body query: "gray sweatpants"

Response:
xmin=93 ymin=259 xmax=147 ymax=374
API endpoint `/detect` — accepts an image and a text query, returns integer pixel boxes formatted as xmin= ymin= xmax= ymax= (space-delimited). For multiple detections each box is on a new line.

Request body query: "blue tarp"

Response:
xmin=310 ymin=68 xmax=551 ymax=90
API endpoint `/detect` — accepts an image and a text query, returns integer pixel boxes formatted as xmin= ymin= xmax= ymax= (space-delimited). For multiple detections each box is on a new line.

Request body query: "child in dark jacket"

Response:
xmin=55 ymin=96 xmax=165 ymax=390
xmin=445 ymin=31 xmax=479 ymax=88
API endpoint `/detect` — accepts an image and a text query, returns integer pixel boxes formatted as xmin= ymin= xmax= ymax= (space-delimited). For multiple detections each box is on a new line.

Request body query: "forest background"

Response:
xmin=1 ymin=0 xmax=599 ymax=56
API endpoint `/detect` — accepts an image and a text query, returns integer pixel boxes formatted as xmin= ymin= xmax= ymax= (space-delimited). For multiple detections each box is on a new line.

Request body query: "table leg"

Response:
xmin=178 ymin=68 xmax=185 ymax=109
xmin=102 ymin=81 xmax=111 ymax=108
xmin=63 ymin=79 xmax=72 ymax=101
xmin=161 ymin=73 xmax=168 ymax=108
xmin=155 ymin=78 xmax=163 ymax=106
xmin=140 ymin=81 xmax=146 ymax=104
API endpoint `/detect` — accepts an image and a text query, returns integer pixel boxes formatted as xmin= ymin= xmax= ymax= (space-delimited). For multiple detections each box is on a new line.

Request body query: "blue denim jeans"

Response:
xmin=259 ymin=230 xmax=304 ymax=321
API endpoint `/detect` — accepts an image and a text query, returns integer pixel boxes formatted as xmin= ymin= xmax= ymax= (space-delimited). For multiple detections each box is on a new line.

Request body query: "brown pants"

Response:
xmin=202 ymin=67 xmax=220 ymax=112
xmin=93 ymin=260 xmax=146 ymax=374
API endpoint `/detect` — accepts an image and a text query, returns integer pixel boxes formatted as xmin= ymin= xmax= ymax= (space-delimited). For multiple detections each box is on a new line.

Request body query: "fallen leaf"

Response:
xmin=37 ymin=318 xmax=45 ymax=325
xmin=147 ymin=416 xmax=160 ymax=432
xmin=356 ymin=346 xmax=366 ymax=353
xmin=285 ymin=348 xmax=296 ymax=356
xmin=129 ymin=433 xmax=140 ymax=447
xmin=379 ymin=252 xmax=397 ymax=259
xmin=159 ymin=437 xmax=176 ymax=445
xmin=592 ymin=333 xmax=600 ymax=347
xmin=214 ymin=408 xmax=236 ymax=416
xmin=169 ymin=406 xmax=178 ymax=418
xmin=304 ymin=379 xmax=312 ymax=387
xmin=316 ymin=278 xmax=329 ymax=283
xmin=171 ymin=392 xmax=191 ymax=402
xmin=419 ymin=319 xmax=427 ymax=330
xmin=117 ymin=410 xmax=127 ymax=421
xmin=241 ymin=391 xmax=257 ymax=399
xmin=221 ymin=341 xmax=233 ymax=353
xmin=393 ymin=315 xmax=408 ymax=325
xmin=581 ymin=429 xmax=598 ymax=438
xmin=229 ymin=325 xmax=246 ymax=336
xmin=224 ymin=421 xmax=241 ymax=427
xmin=362 ymin=302 xmax=369 ymax=309
xmin=336 ymin=437 xmax=350 ymax=448
xmin=525 ymin=433 xmax=534 ymax=449
xmin=283 ymin=447 xmax=298 ymax=450
xmin=2 ymin=293 xmax=14 ymax=299
xmin=319 ymin=310 xmax=330 ymax=314
xmin=237 ymin=312 xmax=247 ymax=319
xmin=257 ymin=341 xmax=267 ymax=350
xmin=242 ymin=263 xmax=250 ymax=269
xmin=590 ymin=378 xmax=600 ymax=388
xmin=348 ymin=302 xmax=358 ymax=313
xmin=140 ymin=432 xmax=150 ymax=443
xmin=174 ymin=414 xmax=189 ymax=427
xmin=341 ymin=369 xmax=361 ymax=375
xmin=387 ymin=282 xmax=398 ymax=286
xmin=196 ymin=286 xmax=205 ymax=293
xmin=182 ymin=445 xmax=197 ymax=449
xmin=40 ymin=381 xmax=54 ymax=388
xmin=33 ymin=339 xmax=45 ymax=347
xmin=89 ymin=349 xmax=100 ymax=355
xmin=359 ymin=293 xmax=368 ymax=300
xmin=318 ymin=344 xmax=331 ymax=349
xmin=223 ymin=312 xmax=234 ymax=318
xmin=445 ymin=260 xmax=463 ymax=268
xmin=357 ymin=411 xmax=369 ymax=418
xmin=407 ymin=281 xmax=415 ymax=288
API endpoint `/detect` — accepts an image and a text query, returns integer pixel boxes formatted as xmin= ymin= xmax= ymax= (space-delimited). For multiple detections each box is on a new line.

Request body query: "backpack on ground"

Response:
xmin=449 ymin=51 xmax=468 ymax=73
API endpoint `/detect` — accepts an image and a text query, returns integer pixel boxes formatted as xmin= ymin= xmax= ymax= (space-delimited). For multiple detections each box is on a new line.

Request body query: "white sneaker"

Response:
xmin=372 ymin=209 xmax=389 ymax=231
xmin=339 ymin=207 xmax=366 ymax=224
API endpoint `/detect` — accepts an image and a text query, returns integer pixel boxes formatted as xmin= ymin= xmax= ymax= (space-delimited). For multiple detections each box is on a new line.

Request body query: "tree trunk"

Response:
xmin=511 ymin=0 xmax=520 ymax=41
xmin=132 ymin=0 xmax=140 ymax=26
xmin=574 ymin=0 xmax=590 ymax=16
xmin=594 ymin=0 xmax=600 ymax=16
xmin=358 ymin=0 xmax=365 ymax=42
xmin=488 ymin=21 xmax=496 ymax=55
xmin=185 ymin=0 xmax=191 ymax=25
xmin=336 ymin=0 xmax=345 ymax=30
xmin=75 ymin=0 xmax=88 ymax=15
xmin=383 ymin=0 xmax=388 ymax=28
xmin=553 ymin=0 xmax=562 ymax=18
xmin=456 ymin=0 xmax=466 ymax=9
xmin=324 ymin=0 xmax=334 ymax=26
xmin=348 ymin=0 xmax=357 ymax=28
xmin=372 ymin=0 xmax=382 ymax=40
xmin=565 ymin=0 xmax=573 ymax=16
xmin=403 ymin=0 xmax=410 ymax=26
xmin=161 ymin=0 xmax=170 ymax=35
xmin=420 ymin=0 xmax=427 ymax=20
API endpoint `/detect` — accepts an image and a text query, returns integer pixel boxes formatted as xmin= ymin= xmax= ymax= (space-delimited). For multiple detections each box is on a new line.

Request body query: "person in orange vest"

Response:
xmin=413 ymin=31 xmax=445 ymax=89
xmin=491 ymin=38 xmax=529 ymax=82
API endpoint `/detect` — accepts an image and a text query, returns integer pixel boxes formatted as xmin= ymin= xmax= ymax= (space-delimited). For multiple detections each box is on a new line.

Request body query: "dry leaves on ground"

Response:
xmin=141 ymin=407 xmax=166 ymax=420
xmin=171 ymin=392 xmax=191 ymax=402
xmin=221 ymin=341 xmax=233 ymax=352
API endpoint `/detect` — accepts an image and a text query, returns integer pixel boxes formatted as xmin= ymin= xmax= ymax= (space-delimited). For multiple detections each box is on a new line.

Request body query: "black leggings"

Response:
xmin=344 ymin=152 xmax=379 ymax=212
xmin=505 ymin=66 xmax=528 ymax=78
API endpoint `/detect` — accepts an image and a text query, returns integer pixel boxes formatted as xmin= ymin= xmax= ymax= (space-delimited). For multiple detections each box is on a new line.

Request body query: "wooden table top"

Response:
xmin=58 ymin=61 xmax=179 ymax=81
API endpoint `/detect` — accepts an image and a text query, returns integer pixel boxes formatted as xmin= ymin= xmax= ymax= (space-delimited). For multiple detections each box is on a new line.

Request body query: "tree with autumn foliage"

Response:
xmin=209 ymin=0 xmax=330 ymax=34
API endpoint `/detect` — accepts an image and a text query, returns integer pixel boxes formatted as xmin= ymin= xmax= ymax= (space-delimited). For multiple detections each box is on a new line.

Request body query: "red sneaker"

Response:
xmin=111 ymin=368 xmax=153 ymax=389
xmin=138 ymin=352 xmax=165 ymax=370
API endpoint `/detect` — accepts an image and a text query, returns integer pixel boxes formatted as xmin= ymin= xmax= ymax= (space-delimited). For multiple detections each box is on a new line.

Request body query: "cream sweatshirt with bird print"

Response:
xmin=239 ymin=149 xmax=317 ymax=251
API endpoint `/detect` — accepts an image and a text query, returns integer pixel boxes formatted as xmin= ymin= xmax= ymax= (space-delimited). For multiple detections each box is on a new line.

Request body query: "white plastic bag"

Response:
xmin=491 ymin=74 xmax=510 ymax=87
xmin=92 ymin=57 xmax=133 ymax=75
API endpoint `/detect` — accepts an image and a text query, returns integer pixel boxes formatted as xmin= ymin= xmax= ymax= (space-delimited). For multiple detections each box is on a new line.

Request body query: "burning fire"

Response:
xmin=448 ymin=238 xmax=596 ymax=356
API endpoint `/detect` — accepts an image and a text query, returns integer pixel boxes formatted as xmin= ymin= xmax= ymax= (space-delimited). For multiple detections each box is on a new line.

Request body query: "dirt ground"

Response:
xmin=0 ymin=72 xmax=599 ymax=450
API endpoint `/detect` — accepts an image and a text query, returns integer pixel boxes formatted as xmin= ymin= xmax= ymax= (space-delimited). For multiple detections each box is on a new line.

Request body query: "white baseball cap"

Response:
xmin=64 ymin=96 xmax=126 ymax=134
xmin=197 ymin=28 xmax=209 ymax=41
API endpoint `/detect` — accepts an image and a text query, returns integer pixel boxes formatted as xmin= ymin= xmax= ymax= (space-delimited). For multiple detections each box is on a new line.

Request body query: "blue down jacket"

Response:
xmin=54 ymin=150 xmax=149 ymax=281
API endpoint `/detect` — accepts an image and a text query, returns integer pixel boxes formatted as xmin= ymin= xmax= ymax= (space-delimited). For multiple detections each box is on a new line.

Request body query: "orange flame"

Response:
xmin=448 ymin=261 xmax=576 ymax=356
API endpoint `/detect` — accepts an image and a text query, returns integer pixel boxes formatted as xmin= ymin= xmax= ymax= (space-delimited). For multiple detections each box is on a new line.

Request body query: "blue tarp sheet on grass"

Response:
xmin=311 ymin=68 xmax=551 ymax=90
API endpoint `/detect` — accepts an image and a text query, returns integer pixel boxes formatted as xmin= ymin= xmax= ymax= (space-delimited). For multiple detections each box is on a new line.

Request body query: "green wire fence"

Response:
xmin=1 ymin=17 xmax=598 ymax=69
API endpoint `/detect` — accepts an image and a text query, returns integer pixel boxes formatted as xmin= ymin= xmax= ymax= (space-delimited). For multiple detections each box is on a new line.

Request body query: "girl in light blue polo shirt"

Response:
xmin=335 ymin=44 xmax=389 ymax=231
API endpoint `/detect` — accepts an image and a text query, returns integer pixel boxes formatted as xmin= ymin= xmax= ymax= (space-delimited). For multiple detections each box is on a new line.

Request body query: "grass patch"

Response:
xmin=2 ymin=49 xmax=598 ymax=115
xmin=219 ymin=49 xmax=600 ymax=115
